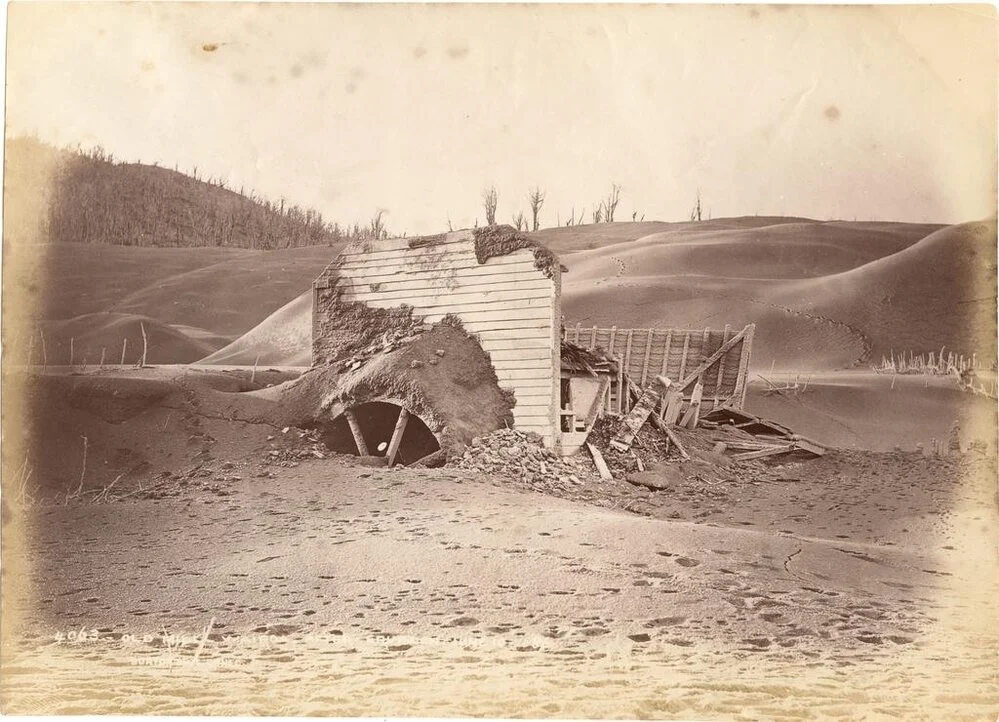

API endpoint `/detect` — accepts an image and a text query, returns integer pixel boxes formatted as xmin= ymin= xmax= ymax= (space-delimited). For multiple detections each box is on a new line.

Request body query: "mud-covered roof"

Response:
xmin=561 ymin=341 xmax=615 ymax=375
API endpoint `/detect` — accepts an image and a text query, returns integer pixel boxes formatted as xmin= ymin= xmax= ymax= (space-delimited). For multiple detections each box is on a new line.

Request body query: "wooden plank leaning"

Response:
xmin=680 ymin=381 xmax=704 ymax=429
xmin=610 ymin=379 xmax=666 ymax=452
xmin=586 ymin=442 xmax=613 ymax=480
xmin=624 ymin=377 xmax=690 ymax=460
xmin=345 ymin=409 xmax=370 ymax=456
xmin=675 ymin=326 xmax=749 ymax=392
xmin=386 ymin=408 xmax=410 ymax=466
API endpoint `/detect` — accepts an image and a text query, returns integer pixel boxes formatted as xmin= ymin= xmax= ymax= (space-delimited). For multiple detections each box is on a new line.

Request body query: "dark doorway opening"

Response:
xmin=322 ymin=401 xmax=440 ymax=466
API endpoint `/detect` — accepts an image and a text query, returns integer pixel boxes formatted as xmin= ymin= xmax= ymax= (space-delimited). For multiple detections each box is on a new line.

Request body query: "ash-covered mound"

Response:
xmin=200 ymin=291 xmax=313 ymax=366
xmin=34 ymin=312 xmax=221 ymax=365
xmin=273 ymin=317 xmax=516 ymax=456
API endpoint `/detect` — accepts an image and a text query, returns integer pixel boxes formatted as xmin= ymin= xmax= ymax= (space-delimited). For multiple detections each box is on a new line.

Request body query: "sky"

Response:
xmin=5 ymin=3 xmax=997 ymax=235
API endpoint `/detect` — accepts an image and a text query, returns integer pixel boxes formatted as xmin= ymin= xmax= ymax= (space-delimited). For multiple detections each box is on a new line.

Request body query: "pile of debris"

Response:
xmin=259 ymin=427 xmax=329 ymax=469
xmin=450 ymin=428 xmax=597 ymax=493
xmin=584 ymin=371 xmax=826 ymax=485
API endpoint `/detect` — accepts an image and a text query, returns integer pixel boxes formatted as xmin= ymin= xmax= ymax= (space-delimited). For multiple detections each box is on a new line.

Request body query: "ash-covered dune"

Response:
xmin=562 ymin=219 xmax=993 ymax=370
xmin=199 ymin=291 xmax=313 ymax=366
xmin=773 ymin=220 xmax=997 ymax=363
xmin=109 ymin=245 xmax=339 ymax=337
xmin=564 ymin=220 xmax=940 ymax=281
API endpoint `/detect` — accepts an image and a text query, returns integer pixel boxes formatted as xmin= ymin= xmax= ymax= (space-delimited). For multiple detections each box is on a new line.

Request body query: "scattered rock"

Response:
xmin=626 ymin=471 xmax=671 ymax=490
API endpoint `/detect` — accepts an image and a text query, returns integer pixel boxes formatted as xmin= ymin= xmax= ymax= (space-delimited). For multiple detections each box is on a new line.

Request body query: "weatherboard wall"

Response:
xmin=316 ymin=230 xmax=561 ymax=449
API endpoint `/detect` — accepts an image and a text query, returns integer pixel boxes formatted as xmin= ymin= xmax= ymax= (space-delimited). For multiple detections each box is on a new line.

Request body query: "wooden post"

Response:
xmin=69 ymin=336 xmax=75 ymax=367
xmin=640 ymin=330 xmax=654 ymax=387
xmin=121 ymin=337 xmax=128 ymax=366
xmin=140 ymin=322 xmax=148 ymax=367
xmin=660 ymin=330 xmax=672 ymax=378
xmin=624 ymin=329 xmax=635 ymax=383
xmin=608 ymin=326 xmax=617 ymax=357
xmin=39 ymin=329 xmax=47 ymax=367
xmin=678 ymin=331 xmax=690 ymax=387
xmin=713 ymin=324 xmax=731 ymax=409
xmin=386 ymin=407 xmax=410 ymax=466
xmin=735 ymin=324 xmax=755 ymax=409
xmin=345 ymin=409 xmax=369 ymax=456
xmin=573 ymin=323 xmax=581 ymax=343
xmin=99 ymin=347 xmax=106 ymax=368
xmin=616 ymin=357 xmax=624 ymax=414
xmin=590 ymin=325 xmax=598 ymax=348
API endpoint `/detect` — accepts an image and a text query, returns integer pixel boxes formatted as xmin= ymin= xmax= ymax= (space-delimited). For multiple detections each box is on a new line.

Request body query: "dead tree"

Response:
xmin=512 ymin=212 xmax=526 ymax=231
xmin=528 ymin=186 xmax=546 ymax=231
xmin=689 ymin=190 xmax=703 ymax=222
xmin=369 ymin=210 xmax=386 ymax=239
xmin=482 ymin=186 xmax=498 ymax=226
xmin=605 ymin=184 xmax=621 ymax=222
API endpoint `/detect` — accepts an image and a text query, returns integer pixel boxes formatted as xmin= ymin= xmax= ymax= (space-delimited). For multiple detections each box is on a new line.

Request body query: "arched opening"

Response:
xmin=322 ymin=401 xmax=440 ymax=466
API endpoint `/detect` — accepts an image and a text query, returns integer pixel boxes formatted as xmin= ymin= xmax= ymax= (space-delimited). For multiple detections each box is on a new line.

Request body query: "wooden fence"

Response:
xmin=567 ymin=323 xmax=755 ymax=411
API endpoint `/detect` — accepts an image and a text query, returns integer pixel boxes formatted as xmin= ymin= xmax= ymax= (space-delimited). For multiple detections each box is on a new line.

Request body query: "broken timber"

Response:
xmin=611 ymin=376 xmax=670 ymax=452
xmin=624 ymin=377 xmax=690 ymax=460
xmin=586 ymin=442 xmax=613 ymax=480
xmin=703 ymin=407 xmax=826 ymax=461
xmin=386 ymin=407 xmax=410 ymax=466
xmin=344 ymin=409 xmax=370 ymax=456
xmin=679 ymin=381 xmax=704 ymax=430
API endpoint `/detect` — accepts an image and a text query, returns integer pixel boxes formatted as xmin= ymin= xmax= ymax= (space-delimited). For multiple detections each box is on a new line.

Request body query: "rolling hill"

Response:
xmin=190 ymin=218 xmax=994 ymax=370
xmin=6 ymin=214 xmax=993 ymax=370
xmin=33 ymin=313 xmax=219 ymax=366
xmin=4 ymin=136 xmax=348 ymax=250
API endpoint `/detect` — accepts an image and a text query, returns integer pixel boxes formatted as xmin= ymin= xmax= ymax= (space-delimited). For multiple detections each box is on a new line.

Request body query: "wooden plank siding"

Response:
xmin=329 ymin=231 xmax=560 ymax=448
xmin=569 ymin=323 xmax=755 ymax=410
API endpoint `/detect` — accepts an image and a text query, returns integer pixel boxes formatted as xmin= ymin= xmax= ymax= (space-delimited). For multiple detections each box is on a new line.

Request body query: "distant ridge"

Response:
xmin=3 ymin=137 xmax=390 ymax=249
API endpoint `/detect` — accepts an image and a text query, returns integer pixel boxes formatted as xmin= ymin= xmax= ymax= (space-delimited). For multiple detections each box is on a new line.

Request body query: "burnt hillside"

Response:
xmin=4 ymin=137 xmax=386 ymax=250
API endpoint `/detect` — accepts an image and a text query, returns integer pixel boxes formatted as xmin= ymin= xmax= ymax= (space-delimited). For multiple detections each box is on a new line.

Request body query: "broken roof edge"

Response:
xmin=317 ymin=225 xmax=566 ymax=283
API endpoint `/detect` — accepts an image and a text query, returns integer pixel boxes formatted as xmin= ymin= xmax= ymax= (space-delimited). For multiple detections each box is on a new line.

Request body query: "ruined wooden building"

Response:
xmin=311 ymin=225 xmax=754 ymax=460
